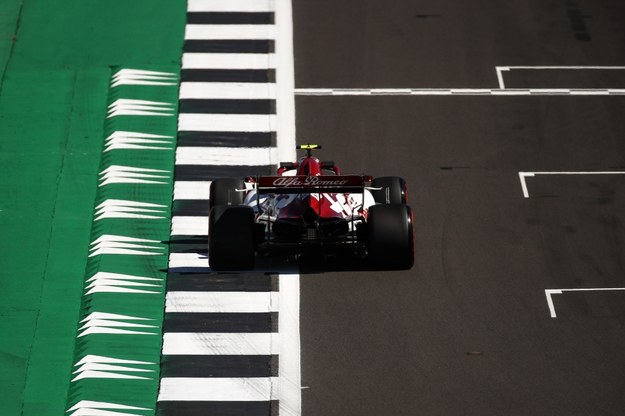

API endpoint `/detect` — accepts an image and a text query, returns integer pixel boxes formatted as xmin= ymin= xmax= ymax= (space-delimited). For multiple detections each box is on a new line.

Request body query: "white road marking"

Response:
xmin=182 ymin=53 xmax=276 ymax=69
xmin=518 ymin=171 xmax=625 ymax=198
xmin=185 ymin=24 xmax=276 ymax=40
xmin=188 ymin=0 xmax=275 ymax=13
xmin=545 ymin=288 xmax=625 ymax=318
xmin=111 ymin=68 xmax=177 ymax=87
xmin=178 ymin=113 xmax=277 ymax=132
xmin=67 ymin=401 xmax=151 ymax=416
xmin=168 ymin=252 xmax=209 ymax=270
xmin=176 ymin=146 xmax=278 ymax=165
xmin=158 ymin=377 xmax=279 ymax=401
xmin=496 ymin=66 xmax=625 ymax=89
xmin=294 ymin=88 xmax=625 ymax=96
xmin=166 ymin=291 xmax=279 ymax=313
xmin=162 ymin=332 xmax=280 ymax=355
xmin=173 ymin=181 xmax=210 ymax=200
xmin=275 ymin=0 xmax=301 ymax=413
xmin=171 ymin=216 xmax=208 ymax=236
xmin=179 ymin=82 xmax=277 ymax=99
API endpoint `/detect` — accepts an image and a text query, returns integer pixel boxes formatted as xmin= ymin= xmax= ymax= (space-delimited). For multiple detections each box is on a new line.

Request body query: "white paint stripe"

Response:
xmin=275 ymin=0 xmax=301 ymax=413
xmin=176 ymin=146 xmax=278 ymax=165
xmin=519 ymin=171 xmax=625 ymax=198
xmin=171 ymin=216 xmax=208 ymax=236
xmin=275 ymin=0 xmax=297 ymax=167
xmin=294 ymin=88 xmax=625 ymax=96
xmin=188 ymin=0 xmax=275 ymax=13
xmin=182 ymin=53 xmax=276 ymax=69
xmin=158 ymin=377 xmax=279 ymax=402
xmin=173 ymin=181 xmax=210 ymax=200
xmin=519 ymin=172 xmax=532 ymax=198
xmin=279 ymin=274 xmax=301 ymax=416
xmin=178 ymin=114 xmax=277 ymax=132
xmin=179 ymin=82 xmax=277 ymax=99
xmin=496 ymin=67 xmax=507 ymax=89
xmin=166 ymin=291 xmax=279 ymax=313
xmin=498 ymin=65 xmax=625 ymax=70
xmin=545 ymin=289 xmax=561 ymax=318
xmin=168 ymin=252 xmax=209 ymax=269
xmin=162 ymin=332 xmax=280 ymax=355
xmin=545 ymin=288 xmax=625 ymax=318
xmin=185 ymin=24 xmax=276 ymax=40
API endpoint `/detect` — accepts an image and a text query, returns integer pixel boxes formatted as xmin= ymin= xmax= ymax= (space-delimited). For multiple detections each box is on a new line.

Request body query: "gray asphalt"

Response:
xmin=293 ymin=1 xmax=625 ymax=415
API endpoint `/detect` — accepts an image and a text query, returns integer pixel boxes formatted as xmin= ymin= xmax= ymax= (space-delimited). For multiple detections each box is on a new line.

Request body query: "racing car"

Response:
xmin=208 ymin=144 xmax=414 ymax=270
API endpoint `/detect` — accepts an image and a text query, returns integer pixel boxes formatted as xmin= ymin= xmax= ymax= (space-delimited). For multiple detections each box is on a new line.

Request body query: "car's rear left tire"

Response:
xmin=208 ymin=205 xmax=256 ymax=271
xmin=367 ymin=203 xmax=414 ymax=269
xmin=209 ymin=178 xmax=246 ymax=211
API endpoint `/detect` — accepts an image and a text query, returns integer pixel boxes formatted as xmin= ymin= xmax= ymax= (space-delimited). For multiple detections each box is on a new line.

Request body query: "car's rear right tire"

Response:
xmin=371 ymin=176 xmax=407 ymax=204
xmin=367 ymin=203 xmax=414 ymax=269
xmin=208 ymin=205 xmax=256 ymax=271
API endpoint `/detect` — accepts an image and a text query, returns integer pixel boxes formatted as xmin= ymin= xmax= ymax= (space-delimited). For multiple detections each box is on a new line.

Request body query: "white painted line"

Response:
xmin=173 ymin=181 xmax=210 ymax=200
xmin=179 ymin=82 xmax=277 ymax=99
xmin=67 ymin=401 xmax=151 ymax=415
xmin=185 ymin=24 xmax=276 ymax=40
xmin=168 ymin=252 xmax=209 ymax=269
xmin=518 ymin=171 xmax=625 ymax=198
xmin=519 ymin=172 xmax=532 ymax=198
xmin=171 ymin=216 xmax=208 ymax=236
xmin=498 ymin=65 xmax=625 ymax=70
xmin=496 ymin=67 xmax=507 ymax=89
xmin=182 ymin=53 xmax=276 ymax=69
xmin=166 ymin=291 xmax=279 ymax=313
xmin=188 ymin=0 xmax=275 ymax=13
xmin=279 ymin=274 xmax=301 ymax=416
xmin=545 ymin=288 xmax=625 ymax=318
xmin=275 ymin=0 xmax=300 ymax=413
xmin=178 ymin=114 xmax=277 ymax=132
xmin=158 ymin=377 xmax=279 ymax=402
xmin=274 ymin=0 xmax=297 ymax=164
xmin=162 ymin=332 xmax=280 ymax=355
xmin=294 ymin=88 xmax=625 ymax=96
xmin=176 ymin=146 xmax=279 ymax=165
xmin=496 ymin=66 xmax=625 ymax=90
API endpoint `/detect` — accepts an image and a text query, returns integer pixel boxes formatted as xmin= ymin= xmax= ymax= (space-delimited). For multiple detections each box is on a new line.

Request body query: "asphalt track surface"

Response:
xmin=293 ymin=1 xmax=625 ymax=415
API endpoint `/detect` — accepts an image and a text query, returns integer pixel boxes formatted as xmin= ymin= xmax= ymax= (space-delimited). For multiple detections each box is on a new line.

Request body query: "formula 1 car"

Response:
xmin=208 ymin=144 xmax=414 ymax=271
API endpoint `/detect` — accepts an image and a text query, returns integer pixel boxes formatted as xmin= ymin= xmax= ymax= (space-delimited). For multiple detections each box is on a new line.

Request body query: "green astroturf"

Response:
xmin=0 ymin=1 xmax=184 ymax=414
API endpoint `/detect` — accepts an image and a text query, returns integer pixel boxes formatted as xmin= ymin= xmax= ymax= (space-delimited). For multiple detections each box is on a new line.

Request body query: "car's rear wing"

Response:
xmin=255 ymin=175 xmax=371 ymax=194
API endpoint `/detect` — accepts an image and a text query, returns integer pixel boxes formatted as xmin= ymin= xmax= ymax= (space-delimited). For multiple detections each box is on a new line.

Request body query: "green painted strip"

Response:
xmin=65 ymin=67 xmax=179 ymax=414
xmin=0 ymin=0 xmax=184 ymax=414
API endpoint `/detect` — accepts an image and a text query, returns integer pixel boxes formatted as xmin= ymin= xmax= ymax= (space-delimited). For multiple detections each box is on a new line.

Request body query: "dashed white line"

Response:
xmin=294 ymin=88 xmax=625 ymax=96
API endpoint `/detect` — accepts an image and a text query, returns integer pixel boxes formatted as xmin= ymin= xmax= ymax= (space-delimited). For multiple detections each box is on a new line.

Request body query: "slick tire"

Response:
xmin=208 ymin=205 xmax=255 ymax=271
xmin=371 ymin=176 xmax=407 ymax=204
xmin=209 ymin=178 xmax=246 ymax=211
xmin=367 ymin=203 xmax=414 ymax=270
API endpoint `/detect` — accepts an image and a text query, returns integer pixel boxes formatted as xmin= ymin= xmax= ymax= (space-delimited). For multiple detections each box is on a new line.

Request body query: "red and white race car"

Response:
xmin=208 ymin=144 xmax=414 ymax=270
